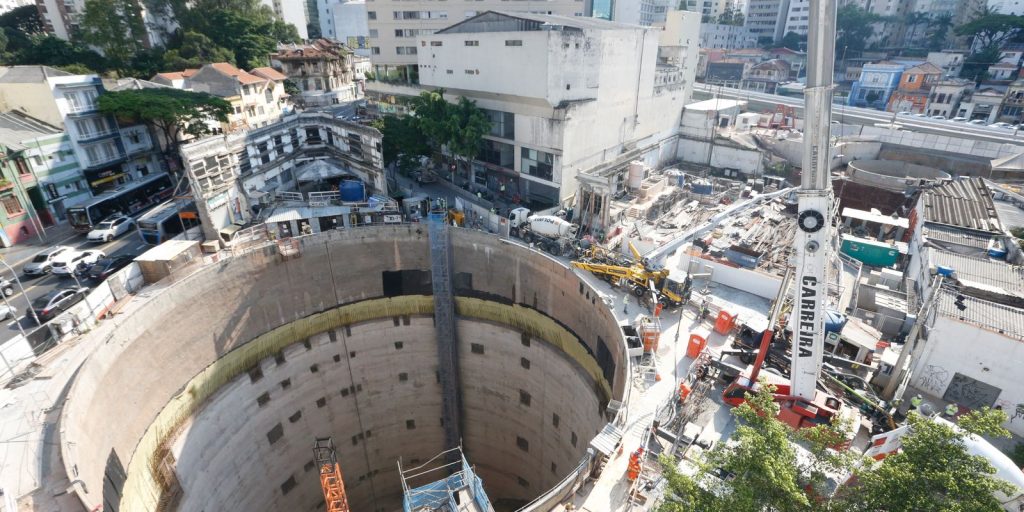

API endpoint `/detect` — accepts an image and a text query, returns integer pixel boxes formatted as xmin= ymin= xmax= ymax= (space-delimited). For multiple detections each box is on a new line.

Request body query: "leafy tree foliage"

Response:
xmin=961 ymin=46 xmax=1003 ymax=81
xmin=376 ymin=115 xmax=430 ymax=174
xmin=955 ymin=13 xmax=1024 ymax=49
xmin=780 ymin=31 xmax=806 ymax=52
xmin=842 ymin=409 xmax=1014 ymax=512
xmin=98 ymin=88 xmax=231 ymax=170
xmin=162 ymin=31 xmax=235 ymax=70
xmin=716 ymin=6 xmax=744 ymax=26
xmin=79 ymin=0 xmax=148 ymax=72
xmin=397 ymin=89 xmax=491 ymax=174
xmin=925 ymin=13 xmax=954 ymax=51
xmin=836 ymin=5 xmax=882 ymax=55
xmin=9 ymin=35 xmax=108 ymax=71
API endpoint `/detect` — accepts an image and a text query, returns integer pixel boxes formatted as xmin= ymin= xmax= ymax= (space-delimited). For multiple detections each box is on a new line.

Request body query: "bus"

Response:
xmin=67 ymin=173 xmax=175 ymax=232
xmin=137 ymin=200 xmax=200 ymax=245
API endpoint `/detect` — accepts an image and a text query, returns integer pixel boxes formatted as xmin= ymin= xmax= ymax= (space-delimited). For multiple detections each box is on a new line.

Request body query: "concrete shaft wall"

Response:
xmin=172 ymin=316 xmax=602 ymax=512
xmin=60 ymin=226 xmax=627 ymax=512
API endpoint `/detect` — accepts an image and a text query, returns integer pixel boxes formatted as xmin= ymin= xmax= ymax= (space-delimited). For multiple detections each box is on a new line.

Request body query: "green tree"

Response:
xmin=961 ymin=45 xmax=1002 ymax=81
xmin=97 ymin=88 xmax=231 ymax=172
xmin=925 ymin=13 xmax=954 ymax=51
xmin=79 ymin=0 xmax=148 ymax=72
xmin=837 ymin=5 xmax=882 ymax=55
xmin=780 ymin=31 xmax=806 ymax=51
xmin=954 ymin=14 xmax=1024 ymax=50
xmin=841 ymin=409 xmax=1015 ymax=512
xmin=903 ymin=11 xmax=930 ymax=46
xmin=377 ymin=115 xmax=430 ymax=174
xmin=446 ymin=96 xmax=491 ymax=172
xmin=408 ymin=89 xmax=454 ymax=149
xmin=55 ymin=63 xmax=96 ymax=74
xmin=716 ymin=6 xmax=744 ymax=26
xmin=162 ymin=31 xmax=235 ymax=70
xmin=12 ymin=34 xmax=108 ymax=72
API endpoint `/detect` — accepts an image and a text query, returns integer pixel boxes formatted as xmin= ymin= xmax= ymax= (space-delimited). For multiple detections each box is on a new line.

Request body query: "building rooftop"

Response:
xmin=936 ymin=289 xmax=1024 ymax=341
xmin=921 ymin=178 xmax=1003 ymax=233
xmin=101 ymin=77 xmax=169 ymax=91
xmin=251 ymin=67 xmax=288 ymax=81
xmin=684 ymin=98 xmax=746 ymax=112
xmin=930 ymin=250 xmax=1024 ymax=297
xmin=922 ymin=222 xmax=997 ymax=251
xmin=0 ymin=110 xmax=61 ymax=150
xmin=904 ymin=62 xmax=942 ymax=75
xmin=272 ymin=40 xmax=349 ymax=60
xmin=437 ymin=10 xmax=641 ymax=35
xmin=207 ymin=63 xmax=266 ymax=85
xmin=153 ymin=69 xmax=199 ymax=81
xmin=0 ymin=65 xmax=72 ymax=83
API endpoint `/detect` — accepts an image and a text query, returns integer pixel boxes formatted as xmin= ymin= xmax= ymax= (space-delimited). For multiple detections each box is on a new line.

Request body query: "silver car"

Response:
xmin=23 ymin=245 xmax=74 ymax=276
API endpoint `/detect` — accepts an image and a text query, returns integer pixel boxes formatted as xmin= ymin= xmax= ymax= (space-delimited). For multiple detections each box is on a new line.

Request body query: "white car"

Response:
xmin=51 ymin=250 xmax=105 ymax=276
xmin=968 ymin=119 xmax=987 ymax=125
xmin=897 ymin=111 xmax=913 ymax=116
xmin=989 ymin=122 xmax=1014 ymax=130
xmin=930 ymin=115 xmax=947 ymax=120
xmin=86 ymin=215 xmax=134 ymax=243
xmin=0 ymin=302 xmax=12 ymax=320
xmin=951 ymin=116 xmax=968 ymax=122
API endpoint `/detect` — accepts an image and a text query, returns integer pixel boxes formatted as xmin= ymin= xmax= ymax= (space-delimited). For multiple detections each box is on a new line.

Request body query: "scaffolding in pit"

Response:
xmin=633 ymin=314 xmax=663 ymax=385
xmin=398 ymin=447 xmax=493 ymax=512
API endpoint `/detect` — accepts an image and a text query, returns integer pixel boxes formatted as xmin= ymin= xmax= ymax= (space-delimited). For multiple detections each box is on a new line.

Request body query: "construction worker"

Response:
xmin=623 ymin=294 xmax=630 ymax=315
xmin=890 ymin=398 xmax=902 ymax=411
xmin=910 ymin=394 xmax=923 ymax=411
xmin=945 ymin=403 xmax=958 ymax=417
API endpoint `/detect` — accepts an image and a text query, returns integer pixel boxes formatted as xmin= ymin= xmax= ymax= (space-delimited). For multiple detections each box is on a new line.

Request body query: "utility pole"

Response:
xmin=882 ymin=275 xmax=943 ymax=400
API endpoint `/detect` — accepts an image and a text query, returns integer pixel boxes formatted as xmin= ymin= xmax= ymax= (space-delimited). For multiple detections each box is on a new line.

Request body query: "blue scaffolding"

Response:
xmin=399 ymin=447 xmax=493 ymax=512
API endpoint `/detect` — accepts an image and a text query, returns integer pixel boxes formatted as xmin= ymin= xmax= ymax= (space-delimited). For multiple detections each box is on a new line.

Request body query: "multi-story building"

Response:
xmin=782 ymin=0 xmax=809 ymax=37
xmin=34 ymin=0 xmax=174 ymax=45
xmin=416 ymin=11 xmax=698 ymax=209
xmin=744 ymin=0 xmax=790 ymax=44
xmin=261 ymin=0 xmax=309 ymax=39
xmin=0 ymin=111 xmax=53 ymax=245
xmin=926 ymin=51 xmax=966 ymax=79
xmin=271 ymin=40 xmax=359 ymax=107
xmin=592 ymin=0 xmax=669 ymax=25
xmin=907 ymin=0 xmax=984 ymax=48
xmin=152 ymin=63 xmax=290 ymax=132
xmin=740 ymin=59 xmax=790 ymax=93
xmin=180 ymin=112 xmax=385 ymax=240
xmin=886 ymin=62 xmax=941 ymax=114
xmin=848 ymin=62 xmax=905 ymax=110
xmin=705 ymin=60 xmax=750 ymax=87
xmin=319 ymin=0 xmax=370 ymax=56
xmin=955 ymin=87 xmax=1005 ymax=123
xmin=924 ymin=78 xmax=971 ymax=118
xmin=0 ymin=66 xmax=164 ymax=195
xmin=999 ymin=44 xmax=1024 ymax=66
xmin=997 ymin=79 xmax=1024 ymax=124
xmin=365 ymin=1 xmax=585 ymax=82
xmin=0 ymin=0 xmax=32 ymax=15
xmin=699 ymin=22 xmax=757 ymax=50
xmin=988 ymin=62 xmax=1019 ymax=81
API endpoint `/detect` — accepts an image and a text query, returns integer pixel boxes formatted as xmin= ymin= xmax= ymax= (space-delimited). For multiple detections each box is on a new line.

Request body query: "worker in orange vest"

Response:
xmin=627 ymin=447 xmax=643 ymax=481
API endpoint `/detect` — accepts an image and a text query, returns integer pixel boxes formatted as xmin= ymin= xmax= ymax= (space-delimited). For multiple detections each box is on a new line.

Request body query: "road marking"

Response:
xmin=7 ymin=315 xmax=24 ymax=327
xmin=135 ymin=244 xmax=148 ymax=251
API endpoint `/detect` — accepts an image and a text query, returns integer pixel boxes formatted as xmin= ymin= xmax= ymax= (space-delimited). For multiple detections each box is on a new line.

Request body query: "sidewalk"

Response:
xmin=0 ymin=223 xmax=80 ymax=269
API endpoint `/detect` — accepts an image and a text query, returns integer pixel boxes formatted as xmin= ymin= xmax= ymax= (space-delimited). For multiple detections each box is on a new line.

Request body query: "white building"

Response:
xmin=366 ymin=0 xmax=584 ymax=81
xmin=782 ymin=0 xmax=808 ymax=37
xmin=699 ymin=22 xmax=757 ymax=49
xmin=416 ymin=11 xmax=698 ymax=209
xmin=744 ymin=0 xmax=789 ymax=44
xmin=604 ymin=0 xmax=671 ymax=26
xmin=0 ymin=0 xmax=32 ymax=15
xmin=319 ymin=0 xmax=370 ymax=56
xmin=988 ymin=0 xmax=1023 ymax=15
xmin=925 ymin=78 xmax=972 ymax=118
xmin=926 ymin=51 xmax=967 ymax=78
xmin=152 ymin=63 xmax=290 ymax=132
xmin=34 ymin=0 xmax=175 ymax=46
xmin=0 ymin=66 xmax=163 ymax=195
xmin=261 ymin=0 xmax=309 ymax=39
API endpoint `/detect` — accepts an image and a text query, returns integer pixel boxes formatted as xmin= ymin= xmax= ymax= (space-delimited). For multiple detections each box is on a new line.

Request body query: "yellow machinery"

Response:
xmin=571 ymin=242 xmax=691 ymax=306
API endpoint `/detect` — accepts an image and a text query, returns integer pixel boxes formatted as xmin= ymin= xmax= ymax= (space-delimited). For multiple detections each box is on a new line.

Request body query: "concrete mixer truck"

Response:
xmin=508 ymin=207 xmax=581 ymax=257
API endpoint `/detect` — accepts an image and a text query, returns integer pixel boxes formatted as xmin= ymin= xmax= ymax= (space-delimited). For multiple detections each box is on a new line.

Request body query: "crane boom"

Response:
xmin=790 ymin=0 xmax=837 ymax=401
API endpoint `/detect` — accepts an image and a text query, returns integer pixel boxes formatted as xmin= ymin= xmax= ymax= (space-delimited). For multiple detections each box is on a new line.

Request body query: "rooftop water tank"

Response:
xmin=339 ymin=180 xmax=365 ymax=202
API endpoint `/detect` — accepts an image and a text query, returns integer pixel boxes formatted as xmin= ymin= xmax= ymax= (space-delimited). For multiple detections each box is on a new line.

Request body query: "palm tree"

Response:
xmin=904 ymin=11 xmax=930 ymax=47
xmin=926 ymin=13 xmax=954 ymax=51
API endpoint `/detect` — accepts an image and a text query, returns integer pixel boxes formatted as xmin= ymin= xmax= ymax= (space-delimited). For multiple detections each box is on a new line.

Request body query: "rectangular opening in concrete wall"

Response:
xmin=382 ymin=270 xmax=432 ymax=296
xmin=521 ymin=357 xmax=530 ymax=369
xmin=303 ymin=339 xmax=312 ymax=350
xmin=471 ymin=343 xmax=484 ymax=354
xmin=275 ymin=352 xmax=287 ymax=365
xmin=399 ymin=372 xmax=409 ymax=382
xmin=281 ymin=378 xmax=292 ymax=389
xmin=522 ymin=333 xmax=531 ymax=346
xmin=267 ymin=423 xmax=284 ymax=445
xmin=280 ymin=475 xmax=297 ymax=495
xmin=552 ymin=413 xmax=560 ymax=428
xmin=596 ymin=336 xmax=615 ymax=384
xmin=406 ymin=419 xmax=416 ymax=429
xmin=290 ymin=411 xmax=302 ymax=423
xmin=395 ymin=341 xmax=404 ymax=350
xmin=519 ymin=390 xmax=531 ymax=406
xmin=518 ymin=476 xmax=530 ymax=488
xmin=454 ymin=272 xmax=473 ymax=291
xmin=103 ymin=449 xmax=127 ymax=512
xmin=257 ymin=392 xmax=270 ymax=407
xmin=248 ymin=366 xmax=263 ymax=383
xmin=571 ymin=432 xmax=577 ymax=447
xmin=516 ymin=436 xmax=529 ymax=452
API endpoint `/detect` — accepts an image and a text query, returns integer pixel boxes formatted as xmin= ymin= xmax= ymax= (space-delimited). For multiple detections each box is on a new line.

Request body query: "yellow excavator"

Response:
xmin=571 ymin=241 xmax=691 ymax=307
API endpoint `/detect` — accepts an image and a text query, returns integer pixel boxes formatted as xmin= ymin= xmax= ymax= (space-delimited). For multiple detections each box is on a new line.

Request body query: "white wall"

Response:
xmin=676 ymin=140 xmax=764 ymax=174
xmin=912 ymin=316 xmax=1024 ymax=436
xmin=676 ymin=251 xmax=783 ymax=299
xmin=260 ymin=0 xmax=309 ymax=39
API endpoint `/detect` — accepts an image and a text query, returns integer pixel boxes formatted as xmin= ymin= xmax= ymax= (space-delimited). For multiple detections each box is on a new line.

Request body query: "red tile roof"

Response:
xmin=251 ymin=67 xmax=288 ymax=81
xmin=207 ymin=62 xmax=266 ymax=85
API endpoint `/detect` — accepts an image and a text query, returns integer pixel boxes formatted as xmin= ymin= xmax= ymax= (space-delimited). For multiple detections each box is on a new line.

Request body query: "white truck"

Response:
xmin=508 ymin=207 xmax=580 ymax=257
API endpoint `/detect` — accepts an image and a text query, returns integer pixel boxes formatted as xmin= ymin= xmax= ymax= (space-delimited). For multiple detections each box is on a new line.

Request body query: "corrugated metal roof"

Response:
xmin=921 ymin=178 xmax=1003 ymax=233
xmin=936 ymin=289 xmax=1024 ymax=341
xmin=930 ymin=250 xmax=1024 ymax=296
xmin=0 ymin=110 xmax=61 ymax=150
xmin=922 ymin=223 xmax=994 ymax=250
xmin=0 ymin=65 xmax=72 ymax=83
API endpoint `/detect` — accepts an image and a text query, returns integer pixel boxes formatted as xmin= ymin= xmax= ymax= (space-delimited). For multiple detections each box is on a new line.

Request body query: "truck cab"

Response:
xmin=508 ymin=207 xmax=531 ymax=229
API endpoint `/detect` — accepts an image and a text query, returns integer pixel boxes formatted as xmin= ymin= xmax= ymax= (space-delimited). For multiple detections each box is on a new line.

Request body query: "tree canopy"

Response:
xmin=836 ymin=5 xmax=882 ymax=55
xmin=659 ymin=384 xmax=1016 ymax=512
xmin=955 ymin=13 xmax=1024 ymax=50
xmin=97 ymin=88 xmax=231 ymax=170
xmin=162 ymin=31 xmax=236 ymax=70
xmin=375 ymin=115 xmax=430 ymax=174
xmin=79 ymin=0 xmax=148 ymax=73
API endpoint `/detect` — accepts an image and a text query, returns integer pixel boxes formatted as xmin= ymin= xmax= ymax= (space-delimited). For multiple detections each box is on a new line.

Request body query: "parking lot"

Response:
xmin=0 ymin=231 xmax=152 ymax=345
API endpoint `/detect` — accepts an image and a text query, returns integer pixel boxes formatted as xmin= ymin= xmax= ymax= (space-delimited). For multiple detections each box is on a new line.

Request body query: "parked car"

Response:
xmin=897 ymin=111 xmax=913 ymax=116
xmin=415 ymin=170 xmax=438 ymax=184
xmin=86 ymin=254 xmax=136 ymax=281
xmin=27 ymin=287 xmax=88 ymax=323
xmin=969 ymin=119 xmax=987 ymax=125
xmin=930 ymin=115 xmax=947 ymax=120
xmin=0 ymin=302 xmax=12 ymax=320
xmin=23 ymin=246 xmax=74 ymax=276
xmin=51 ymin=250 xmax=105 ymax=276
xmin=87 ymin=215 xmax=134 ymax=243
xmin=1 ymin=277 xmax=15 ymax=297
xmin=913 ymin=113 xmax=928 ymax=118
xmin=951 ymin=116 xmax=968 ymax=122
xmin=989 ymin=122 xmax=1014 ymax=130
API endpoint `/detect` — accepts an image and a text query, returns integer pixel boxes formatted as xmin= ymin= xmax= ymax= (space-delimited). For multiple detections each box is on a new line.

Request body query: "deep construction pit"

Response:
xmin=60 ymin=226 xmax=629 ymax=512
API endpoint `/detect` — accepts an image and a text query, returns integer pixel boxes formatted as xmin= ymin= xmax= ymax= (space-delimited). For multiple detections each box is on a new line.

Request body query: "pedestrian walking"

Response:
xmin=623 ymin=294 xmax=630 ymax=315
xmin=910 ymin=394 xmax=922 ymax=411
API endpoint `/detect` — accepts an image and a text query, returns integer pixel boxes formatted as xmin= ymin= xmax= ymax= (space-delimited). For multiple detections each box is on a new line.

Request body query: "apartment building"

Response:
xmin=416 ymin=11 xmax=698 ymax=209
xmin=744 ymin=0 xmax=789 ymax=44
xmin=152 ymin=63 xmax=290 ymax=132
xmin=0 ymin=0 xmax=32 ymax=15
xmin=261 ymin=0 xmax=309 ymax=39
xmin=366 ymin=0 xmax=585 ymax=81
xmin=782 ymin=0 xmax=808 ymax=37
xmin=907 ymin=0 xmax=984 ymax=47
xmin=924 ymin=78 xmax=972 ymax=119
xmin=0 ymin=66 xmax=163 ymax=196
xmin=848 ymin=62 xmax=905 ymax=110
xmin=318 ymin=0 xmax=370 ymax=56
xmin=997 ymin=79 xmax=1024 ymax=124
xmin=34 ymin=0 xmax=174 ymax=45
xmin=699 ymin=23 xmax=757 ymax=50
xmin=271 ymin=40 xmax=359 ymax=106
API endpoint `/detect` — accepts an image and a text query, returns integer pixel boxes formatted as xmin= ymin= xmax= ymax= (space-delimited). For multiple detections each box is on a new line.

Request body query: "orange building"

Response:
xmin=887 ymin=62 xmax=943 ymax=114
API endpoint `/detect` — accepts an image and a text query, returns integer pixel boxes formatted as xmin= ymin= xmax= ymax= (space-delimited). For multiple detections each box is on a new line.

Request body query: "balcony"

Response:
xmin=76 ymin=128 xmax=119 ymax=144
xmin=65 ymin=104 xmax=100 ymax=117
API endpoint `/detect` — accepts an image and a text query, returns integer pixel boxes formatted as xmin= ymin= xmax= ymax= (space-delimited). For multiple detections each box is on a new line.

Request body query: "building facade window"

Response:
xmin=1 ymin=195 xmax=24 ymax=216
xmin=521 ymin=148 xmax=554 ymax=181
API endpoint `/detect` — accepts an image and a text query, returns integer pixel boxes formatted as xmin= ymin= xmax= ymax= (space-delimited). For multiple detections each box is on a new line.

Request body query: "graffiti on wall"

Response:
xmin=942 ymin=373 xmax=1001 ymax=410
xmin=914 ymin=364 xmax=949 ymax=395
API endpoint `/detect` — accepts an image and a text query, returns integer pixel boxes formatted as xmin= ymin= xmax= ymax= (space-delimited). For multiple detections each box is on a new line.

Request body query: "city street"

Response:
xmin=0 ymin=231 xmax=151 ymax=345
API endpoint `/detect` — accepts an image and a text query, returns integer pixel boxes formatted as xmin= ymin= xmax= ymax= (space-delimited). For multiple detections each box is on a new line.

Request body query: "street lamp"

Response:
xmin=0 ymin=260 xmax=40 ymax=326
